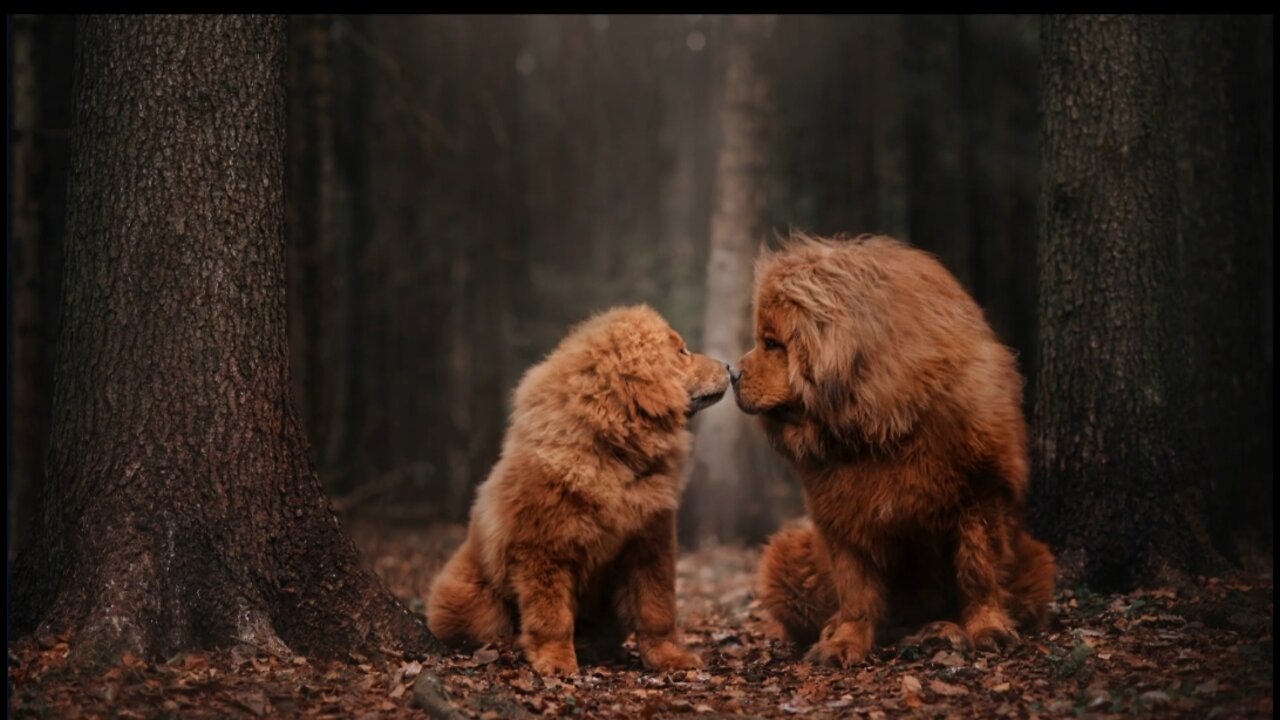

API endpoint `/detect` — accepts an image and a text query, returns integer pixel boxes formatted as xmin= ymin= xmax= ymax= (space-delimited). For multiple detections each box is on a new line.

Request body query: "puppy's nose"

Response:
xmin=727 ymin=364 xmax=742 ymax=385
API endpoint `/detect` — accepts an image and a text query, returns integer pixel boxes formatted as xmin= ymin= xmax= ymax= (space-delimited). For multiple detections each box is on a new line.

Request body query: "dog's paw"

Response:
xmin=963 ymin=606 xmax=1020 ymax=654
xmin=968 ymin=623 xmax=1020 ymax=653
xmin=526 ymin=643 xmax=579 ymax=676
xmin=641 ymin=641 xmax=703 ymax=672
xmin=804 ymin=620 xmax=874 ymax=668
xmin=899 ymin=620 xmax=973 ymax=656
xmin=804 ymin=636 xmax=870 ymax=668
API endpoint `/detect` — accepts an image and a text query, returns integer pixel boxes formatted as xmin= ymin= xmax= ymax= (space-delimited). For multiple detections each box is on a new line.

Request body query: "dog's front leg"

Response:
xmin=615 ymin=509 xmax=702 ymax=671
xmin=955 ymin=502 xmax=1019 ymax=652
xmin=806 ymin=538 xmax=884 ymax=668
xmin=513 ymin=560 xmax=579 ymax=675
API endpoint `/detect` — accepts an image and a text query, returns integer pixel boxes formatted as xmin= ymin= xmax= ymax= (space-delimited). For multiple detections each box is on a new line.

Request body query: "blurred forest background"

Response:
xmin=9 ymin=14 xmax=1272 ymax=568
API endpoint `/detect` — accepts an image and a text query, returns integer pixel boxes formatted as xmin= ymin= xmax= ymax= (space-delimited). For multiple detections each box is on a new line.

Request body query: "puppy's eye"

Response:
xmin=679 ymin=347 xmax=690 ymax=357
xmin=763 ymin=338 xmax=784 ymax=352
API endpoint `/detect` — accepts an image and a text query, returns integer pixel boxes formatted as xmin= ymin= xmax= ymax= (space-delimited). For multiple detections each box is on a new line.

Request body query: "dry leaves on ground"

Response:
xmin=9 ymin=519 xmax=1273 ymax=719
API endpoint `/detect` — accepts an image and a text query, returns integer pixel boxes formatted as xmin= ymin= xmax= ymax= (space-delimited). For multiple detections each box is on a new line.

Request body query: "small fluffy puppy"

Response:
xmin=735 ymin=234 xmax=1056 ymax=666
xmin=427 ymin=305 xmax=733 ymax=675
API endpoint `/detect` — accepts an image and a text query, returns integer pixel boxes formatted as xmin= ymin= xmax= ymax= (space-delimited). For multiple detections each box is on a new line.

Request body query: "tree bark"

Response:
xmin=12 ymin=15 xmax=438 ymax=665
xmin=1031 ymin=15 xmax=1219 ymax=590
xmin=689 ymin=14 xmax=778 ymax=546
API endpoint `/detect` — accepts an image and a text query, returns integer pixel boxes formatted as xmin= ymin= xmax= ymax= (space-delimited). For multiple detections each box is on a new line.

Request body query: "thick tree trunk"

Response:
xmin=12 ymin=15 xmax=437 ymax=665
xmin=1173 ymin=15 xmax=1273 ymax=551
xmin=1031 ymin=15 xmax=1219 ymax=590
xmin=689 ymin=14 xmax=778 ymax=546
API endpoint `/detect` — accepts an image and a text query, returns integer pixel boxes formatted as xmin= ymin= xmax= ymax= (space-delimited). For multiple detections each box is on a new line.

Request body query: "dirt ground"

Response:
xmin=9 ymin=518 xmax=1274 ymax=719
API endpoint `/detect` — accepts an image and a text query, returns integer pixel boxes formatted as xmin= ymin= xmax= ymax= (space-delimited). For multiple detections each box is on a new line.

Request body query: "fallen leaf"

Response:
xmin=900 ymin=675 xmax=922 ymax=695
xmin=931 ymin=650 xmax=966 ymax=667
xmin=232 ymin=690 xmax=270 ymax=717
xmin=929 ymin=679 xmax=970 ymax=697
xmin=1195 ymin=679 xmax=1220 ymax=695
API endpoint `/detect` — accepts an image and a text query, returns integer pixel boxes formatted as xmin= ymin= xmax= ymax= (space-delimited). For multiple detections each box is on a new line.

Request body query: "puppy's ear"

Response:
xmin=627 ymin=371 xmax=686 ymax=422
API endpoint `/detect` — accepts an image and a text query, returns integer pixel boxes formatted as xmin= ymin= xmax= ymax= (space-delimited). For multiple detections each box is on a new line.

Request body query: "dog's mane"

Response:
xmin=754 ymin=233 xmax=984 ymax=454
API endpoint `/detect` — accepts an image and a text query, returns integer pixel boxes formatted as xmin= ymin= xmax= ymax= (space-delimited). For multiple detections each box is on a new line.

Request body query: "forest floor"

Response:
xmin=9 ymin=517 xmax=1274 ymax=719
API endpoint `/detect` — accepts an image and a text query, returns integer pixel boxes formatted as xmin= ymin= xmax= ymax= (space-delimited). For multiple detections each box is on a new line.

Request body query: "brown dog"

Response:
xmin=427 ymin=305 xmax=732 ymax=675
xmin=734 ymin=234 xmax=1055 ymax=666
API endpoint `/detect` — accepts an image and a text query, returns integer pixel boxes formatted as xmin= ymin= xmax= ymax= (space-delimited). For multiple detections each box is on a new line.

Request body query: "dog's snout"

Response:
xmin=727 ymin=364 xmax=742 ymax=385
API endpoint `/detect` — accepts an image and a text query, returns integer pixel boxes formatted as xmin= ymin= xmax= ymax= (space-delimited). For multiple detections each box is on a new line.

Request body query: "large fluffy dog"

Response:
xmin=427 ymin=305 xmax=732 ymax=675
xmin=734 ymin=234 xmax=1055 ymax=666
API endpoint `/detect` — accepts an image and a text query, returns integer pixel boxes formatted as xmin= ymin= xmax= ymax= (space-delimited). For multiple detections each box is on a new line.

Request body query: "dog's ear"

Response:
xmin=627 ymin=371 xmax=685 ymax=421
xmin=778 ymin=260 xmax=926 ymax=445
xmin=788 ymin=311 xmax=856 ymax=429
xmin=587 ymin=319 xmax=686 ymax=451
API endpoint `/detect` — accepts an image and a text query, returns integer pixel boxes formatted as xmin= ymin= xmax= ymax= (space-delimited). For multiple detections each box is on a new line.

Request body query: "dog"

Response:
xmin=734 ymin=233 xmax=1055 ymax=666
xmin=427 ymin=305 xmax=733 ymax=674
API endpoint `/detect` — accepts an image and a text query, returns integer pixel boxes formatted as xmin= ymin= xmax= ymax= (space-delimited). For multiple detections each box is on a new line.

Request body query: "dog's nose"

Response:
xmin=727 ymin=364 xmax=742 ymax=385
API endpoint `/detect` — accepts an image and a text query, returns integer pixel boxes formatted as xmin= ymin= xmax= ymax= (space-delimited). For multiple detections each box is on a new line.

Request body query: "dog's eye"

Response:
xmin=679 ymin=347 xmax=690 ymax=357
xmin=763 ymin=338 xmax=784 ymax=352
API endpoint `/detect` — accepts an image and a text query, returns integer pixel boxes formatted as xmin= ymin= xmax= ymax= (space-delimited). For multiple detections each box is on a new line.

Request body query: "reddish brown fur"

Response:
xmin=735 ymin=234 xmax=1056 ymax=666
xmin=427 ymin=306 xmax=730 ymax=675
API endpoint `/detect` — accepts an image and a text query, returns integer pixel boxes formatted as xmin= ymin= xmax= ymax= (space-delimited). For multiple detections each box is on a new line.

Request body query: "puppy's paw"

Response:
xmin=804 ymin=621 xmax=874 ymax=668
xmin=641 ymin=640 xmax=703 ymax=672
xmin=526 ymin=643 xmax=579 ymax=676
xmin=968 ymin=623 xmax=1020 ymax=653
xmin=964 ymin=607 xmax=1020 ymax=654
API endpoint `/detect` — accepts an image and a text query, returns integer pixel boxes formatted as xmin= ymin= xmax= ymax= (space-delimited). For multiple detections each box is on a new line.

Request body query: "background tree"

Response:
xmin=1031 ymin=15 xmax=1219 ymax=590
xmin=8 ymin=14 xmax=74 ymax=554
xmin=8 ymin=14 xmax=1266 ymax=575
xmin=286 ymin=14 xmax=338 ymax=485
xmin=686 ymin=14 xmax=781 ymax=547
xmin=1172 ymin=15 xmax=1273 ymax=554
xmin=12 ymin=15 xmax=436 ymax=664
xmin=962 ymin=15 xmax=1041 ymax=402
xmin=905 ymin=15 xmax=973 ymax=289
